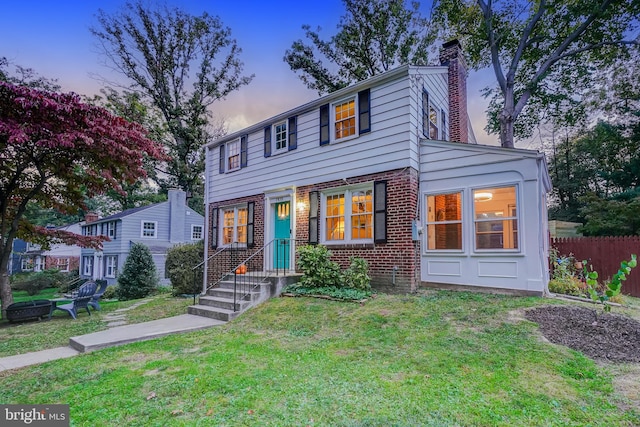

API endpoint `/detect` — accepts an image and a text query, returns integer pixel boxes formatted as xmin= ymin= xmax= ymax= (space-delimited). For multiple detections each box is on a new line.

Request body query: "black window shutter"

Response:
xmin=247 ymin=202 xmax=255 ymax=248
xmin=319 ymin=104 xmax=330 ymax=146
xmin=219 ymin=145 xmax=225 ymax=173
xmin=308 ymin=191 xmax=319 ymax=244
xmin=374 ymin=181 xmax=387 ymax=243
xmin=358 ymin=88 xmax=371 ymax=134
xmin=113 ymin=222 xmax=117 ymax=240
xmin=240 ymin=134 xmax=248 ymax=168
xmin=211 ymin=208 xmax=219 ymax=249
xmin=288 ymin=116 xmax=297 ymax=151
xmin=264 ymin=126 xmax=272 ymax=157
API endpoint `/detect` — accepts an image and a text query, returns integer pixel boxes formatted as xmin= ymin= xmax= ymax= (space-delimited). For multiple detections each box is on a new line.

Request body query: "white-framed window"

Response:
xmin=425 ymin=192 xmax=463 ymax=251
xmin=227 ymin=139 xmax=240 ymax=171
xmin=333 ymin=97 xmax=357 ymax=141
xmin=56 ymin=257 xmax=70 ymax=272
xmin=429 ymin=106 xmax=438 ymax=140
xmin=107 ymin=222 xmax=116 ymax=238
xmin=221 ymin=206 xmax=248 ymax=245
xmin=274 ymin=121 xmax=288 ymax=152
xmin=83 ymin=224 xmax=97 ymax=236
xmin=104 ymin=255 xmax=118 ymax=278
xmin=192 ymin=225 xmax=203 ymax=240
xmin=21 ymin=258 xmax=33 ymax=271
xmin=82 ymin=256 xmax=94 ymax=276
xmin=321 ymin=186 xmax=373 ymax=244
xmin=473 ymin=186 xmax=519 ymax=251
xmin=141 ymin=221 xmax=157 ymax=238
xmin=422 ymin=89 xmax=440 ymax=140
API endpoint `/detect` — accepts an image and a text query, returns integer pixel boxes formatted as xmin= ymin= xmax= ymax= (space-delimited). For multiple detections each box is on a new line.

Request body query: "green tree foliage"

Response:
xmin=116 ymin=243 xmax=158 ymax=300
xmin=92 ymin=2 xmax=253 ymax=213
xmin=85 ymin=88 xmax=167 ymax=212
xmin=165 ymin=241 xmax=204 ymax=296
xmin=284 ymin=0 xmax=432 ymax=94
xmin=432 ymin=0 xmax=639 ymax=148
xmin=0 ymin=81 xmax=166 ymax=314
xmin=548 ymin=120 xmax=640 ymax=235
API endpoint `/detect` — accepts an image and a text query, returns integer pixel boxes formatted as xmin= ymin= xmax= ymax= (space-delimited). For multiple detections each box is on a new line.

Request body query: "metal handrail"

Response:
xmin=196 ymin=238 xmax=305 ymax=311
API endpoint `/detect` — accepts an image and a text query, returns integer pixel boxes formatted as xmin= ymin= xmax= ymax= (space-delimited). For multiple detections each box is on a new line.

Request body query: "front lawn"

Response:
xmin=0 ymin=294 xmax=192 ymax=357
xmin=0 ymin=291 xmax=638 ymax=426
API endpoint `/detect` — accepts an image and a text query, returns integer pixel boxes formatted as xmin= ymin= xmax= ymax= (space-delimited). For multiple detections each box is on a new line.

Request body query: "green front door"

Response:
xmin=274 ymin=202 xmax=291 ymax=269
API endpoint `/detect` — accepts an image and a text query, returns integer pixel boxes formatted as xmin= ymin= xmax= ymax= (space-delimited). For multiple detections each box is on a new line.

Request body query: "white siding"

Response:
xmin=419 ymin=140 xmax=549 ymax=294
xmin=207 ymin=67 xmax=449 ymax=203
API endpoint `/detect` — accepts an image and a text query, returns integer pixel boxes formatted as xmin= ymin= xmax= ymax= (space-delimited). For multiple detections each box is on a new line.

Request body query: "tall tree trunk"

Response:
xmin=0 ymin=251 xmax=14 ymax=319
xmin=499 ymin=112 xmax=515 ymax=149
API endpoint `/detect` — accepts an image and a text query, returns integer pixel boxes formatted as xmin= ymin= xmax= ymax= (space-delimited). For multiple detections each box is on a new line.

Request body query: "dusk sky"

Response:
xmin=0 ymin=0 xmax=499 ymax=145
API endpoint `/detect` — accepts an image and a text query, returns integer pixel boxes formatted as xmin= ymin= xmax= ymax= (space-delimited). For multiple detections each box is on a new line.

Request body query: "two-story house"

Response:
xmin=8 ymin=223 xmax=82 ymax=276
xmin=203 ymin=41 xmax=551 ymax=295
xmin=80 ymin=189 xmax=205 ymax=285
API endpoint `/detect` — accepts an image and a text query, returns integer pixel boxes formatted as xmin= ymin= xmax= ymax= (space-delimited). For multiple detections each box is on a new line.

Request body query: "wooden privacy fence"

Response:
xmin=551 ymin=236 xmax=640 ymax=298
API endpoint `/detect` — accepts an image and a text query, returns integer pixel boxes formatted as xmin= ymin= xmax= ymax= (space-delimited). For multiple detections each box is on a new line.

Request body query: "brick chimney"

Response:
xmin=439 ymin=40 xmax=468 ymax=143
xmin=85 ymin=212 xmax=99 ymax=223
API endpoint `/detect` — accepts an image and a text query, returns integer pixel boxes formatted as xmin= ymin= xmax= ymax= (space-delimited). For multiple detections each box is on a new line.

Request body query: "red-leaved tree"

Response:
xmin=0 ymin=82 xmax=167 ymax=315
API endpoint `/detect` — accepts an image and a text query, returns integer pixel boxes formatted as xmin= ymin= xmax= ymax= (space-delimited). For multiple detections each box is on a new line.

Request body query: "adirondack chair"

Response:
xmin=88 ymin=281 xmax=109 ymax=311
xmin=55 ymin=281 xmax=98 ymax=319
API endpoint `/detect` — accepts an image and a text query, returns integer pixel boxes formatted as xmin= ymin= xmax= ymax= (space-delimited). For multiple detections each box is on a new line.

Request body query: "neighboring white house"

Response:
xmin=202 ymin=40 xmax=551 ymax=295
xmin=80 ymin=189 xmax=205 ymax=285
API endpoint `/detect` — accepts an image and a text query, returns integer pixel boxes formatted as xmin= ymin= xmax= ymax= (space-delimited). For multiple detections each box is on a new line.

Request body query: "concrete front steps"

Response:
xmin=187 ymin=278 xmax=265 ymax=322
xmin=187 ymin=273 xmax=303 ymax=322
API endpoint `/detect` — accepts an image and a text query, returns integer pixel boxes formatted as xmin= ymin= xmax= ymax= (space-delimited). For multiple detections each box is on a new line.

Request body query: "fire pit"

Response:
xmin=5 ymin=300 xmax=52 ymax=322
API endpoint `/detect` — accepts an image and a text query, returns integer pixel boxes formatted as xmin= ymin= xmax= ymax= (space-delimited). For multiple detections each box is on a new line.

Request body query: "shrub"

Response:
xmin=10 ymin=269 xmax=67 ymax=296
xmin=116 ymin=243 xmax=159 ymax=300
xmin=342 ymin=257 xmax=371 ymax=290
xmin=548 ymin=276 xmax=584 ymax=296
xmin=101 ymin=285 xmax=118 ymax=300
xmin=296 ymin=245 xmax=341 ymax=288
xmin=165 ymin=241 xmax=204 ymax=296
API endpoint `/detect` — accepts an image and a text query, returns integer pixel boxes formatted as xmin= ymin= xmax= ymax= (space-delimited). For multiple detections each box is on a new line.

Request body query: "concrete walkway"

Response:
xmin=0 ymin=301 xmax=225 ymax=372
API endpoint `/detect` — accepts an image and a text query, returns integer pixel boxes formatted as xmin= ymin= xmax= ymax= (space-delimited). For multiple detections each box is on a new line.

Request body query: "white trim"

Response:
xmin=331 ymin=95 xmax=359 ymax=144
xmin=141 ymin=221 xmax=158 ymax=238
xmin=423 ymin=190 xmax=465 ymax=253
xmin=104 ymin=255 xmax=118 ymax=278
xmin=472 ymin=184 xmax=521 ymax=253
xmin=320 ymin=183 xmax=374 ymax=245
xmin=219 ymin=204 xmax=248 ymax=247
xmin=226 ymin=139 xmax=241 ymax=172
xmin=273 ymin=120 xmax=288 ymax=154
xmin=191 ymin=224 xmax=203 ymax=240
xmin=264 ymin=188 xmax=296 ymax=271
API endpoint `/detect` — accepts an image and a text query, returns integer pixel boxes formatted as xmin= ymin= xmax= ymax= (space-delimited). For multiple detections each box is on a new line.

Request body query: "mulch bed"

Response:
xmin=525 ymin=305 xmax=640 ymax=363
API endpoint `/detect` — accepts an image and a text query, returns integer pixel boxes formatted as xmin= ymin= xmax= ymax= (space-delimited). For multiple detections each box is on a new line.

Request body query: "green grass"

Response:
xmin=0 ymin=293 xmax=192 ymax=357
xmin=0 ymin=291 xmax=639 ymax=426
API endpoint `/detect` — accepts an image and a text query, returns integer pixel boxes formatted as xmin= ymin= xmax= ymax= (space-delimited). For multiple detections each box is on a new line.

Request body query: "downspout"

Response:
xmin=538 ymin=155 xmax=551 ymax=296
xmin=202 ymin=148 xmax=210 ymax=295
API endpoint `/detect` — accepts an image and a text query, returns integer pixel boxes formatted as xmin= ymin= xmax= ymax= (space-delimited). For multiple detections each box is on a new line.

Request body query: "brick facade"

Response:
xmin=207 ymin=168 xmax=421 ymax=293
xmin=440 ymin=40 xmax=468 ymax=144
